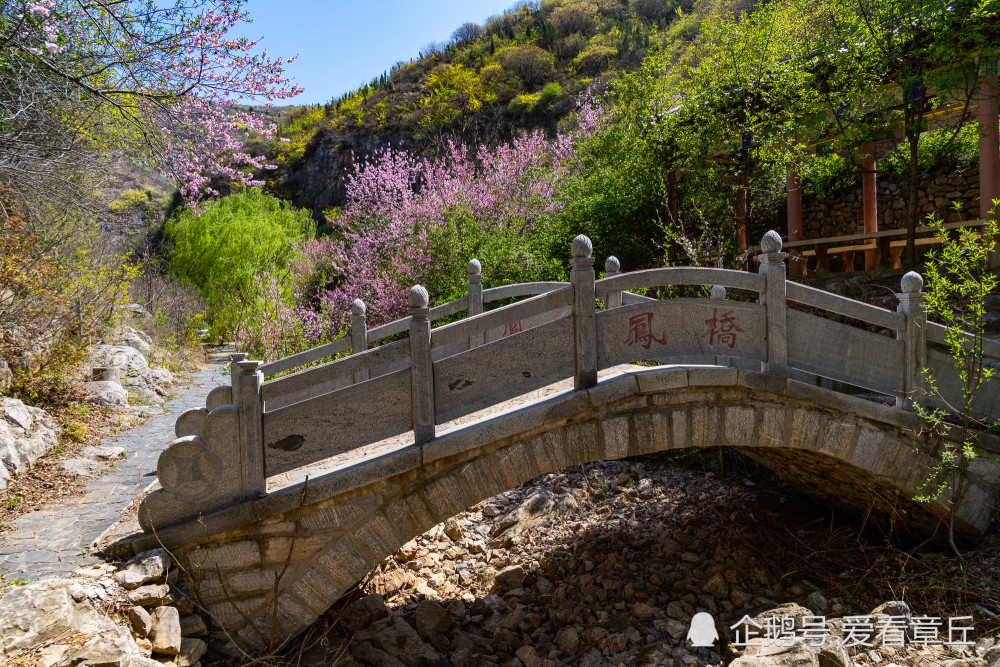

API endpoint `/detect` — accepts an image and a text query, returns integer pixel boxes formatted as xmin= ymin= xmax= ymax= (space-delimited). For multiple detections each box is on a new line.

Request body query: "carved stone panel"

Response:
xmin=596 ymin=299 xmax=766 ymax=369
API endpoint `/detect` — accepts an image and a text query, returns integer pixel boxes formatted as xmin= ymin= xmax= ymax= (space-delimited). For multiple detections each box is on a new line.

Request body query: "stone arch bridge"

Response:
xmin=119 ymin=231 xmax=1000 ymax=651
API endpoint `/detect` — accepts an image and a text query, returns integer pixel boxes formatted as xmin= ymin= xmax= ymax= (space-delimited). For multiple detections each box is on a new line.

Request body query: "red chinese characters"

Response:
xmin=625 ymin=312 xmax=667 ymax=349
xmin=702 ymin=308 xmax=743 ymax=348
xmin=502 ymin=320 xmax=524 ymax=337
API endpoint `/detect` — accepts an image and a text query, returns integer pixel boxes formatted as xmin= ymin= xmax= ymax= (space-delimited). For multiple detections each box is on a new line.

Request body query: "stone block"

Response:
xmin=149 ymin=606 xmax=182 ymax=656
xmin=530 ymin=429 xmax=572 ymax=474
xmin=724 ymin=406 xmax=756 ymax=446
xmin=288 ymin=568 xmax=336 ymax=616
xmin=687 ymin=366 xmax=738 ymax=387
xmin=632 ymin=411 xmax=668 ymax=455
xmin=690 ymin=406 xmax=720 ymax=447
xmin=586 ymin=374 xmax=638 ymax=408
xmin=672 ymin=409 xmax=689 ymax=448
xmin=601 ymin=416 xmax=630 ymax=459
xmin=631 ymin=367 xmax=688 ymax=394
xmin=186 ymin=540 xmax=261 ymax=574
xmin=756 ymin=406 xmax=786 ymax=447
xmin=565 ymin=421 xmax=600 ymax=463
xmin=788 ymin=407 xmax=821 ymax=449
xmin=421 ymin=473 xmax=471 ymax=521
xmin=315 ymin=540 xmax=370 ymax=591
xmin=382 ymin=492 xmax=436 ymax=539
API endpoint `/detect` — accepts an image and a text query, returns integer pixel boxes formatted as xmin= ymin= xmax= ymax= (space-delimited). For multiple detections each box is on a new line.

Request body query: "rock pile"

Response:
xmin=320 ymin=458 xmax=999 ymax=667
xmin=86 ymin=326 xmax=174 ymax=407
xmin=0 ymin=548 xmax=208 ymax=667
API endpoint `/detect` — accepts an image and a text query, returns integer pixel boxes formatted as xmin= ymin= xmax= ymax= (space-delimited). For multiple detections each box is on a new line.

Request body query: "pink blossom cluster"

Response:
xmin=309 ymin=130 xmax=574 ymax=327
xmin=6 ymin=0 xmax=302 ymax=206
xmin=229 ymin=129 xmax=583 ymax=361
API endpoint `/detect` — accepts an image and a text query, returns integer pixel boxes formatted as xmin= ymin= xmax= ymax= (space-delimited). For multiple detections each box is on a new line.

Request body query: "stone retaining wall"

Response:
xmin=802 ymin=166 xmax=982 ymax=239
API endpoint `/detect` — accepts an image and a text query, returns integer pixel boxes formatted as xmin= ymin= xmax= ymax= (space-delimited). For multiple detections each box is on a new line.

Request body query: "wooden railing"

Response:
xmin=775 ymin=219 xmax=986 ymax=273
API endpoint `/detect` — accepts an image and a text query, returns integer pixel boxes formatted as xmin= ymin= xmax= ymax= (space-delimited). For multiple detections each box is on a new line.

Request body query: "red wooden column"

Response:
xmin=736 ymin=175 xmax=748 ymax=268
xmin=786 ymin=164 xmax=805 ymax=275
xmin=980 ymin=75 xmax=1000 ymax=269
xmin=862 ymin=142 xmax=879 ymax=271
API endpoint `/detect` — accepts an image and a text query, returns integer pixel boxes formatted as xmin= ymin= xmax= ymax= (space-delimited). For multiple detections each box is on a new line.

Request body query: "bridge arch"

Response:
xmin=130 ymin=366 xmax=999 ymax=651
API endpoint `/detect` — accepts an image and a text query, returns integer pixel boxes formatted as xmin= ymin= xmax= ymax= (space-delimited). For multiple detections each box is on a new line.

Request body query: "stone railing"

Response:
xmin=138 ymin=230 xmax=1000 ymax=532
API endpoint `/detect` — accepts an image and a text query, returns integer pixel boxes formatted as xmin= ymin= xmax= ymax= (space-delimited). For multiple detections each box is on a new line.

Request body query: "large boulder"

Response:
xmin=0 ymin=397 xmax=59 ymax=489
xmin=111 ymin=326 xmax=153 ymax=358
xmin=728 ymin=603 xmax=852 ymax=667
xmin=87 ymin=345 xmax=165 ymax=406
xmin=83 ymin=381 xmax=129 ymax=407
xmin=0 ymin=579 xmax=117 ymax=655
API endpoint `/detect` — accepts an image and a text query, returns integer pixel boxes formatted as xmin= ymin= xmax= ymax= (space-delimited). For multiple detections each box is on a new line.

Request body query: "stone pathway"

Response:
xmin=0 ymin=350 xmax=231 ymax=581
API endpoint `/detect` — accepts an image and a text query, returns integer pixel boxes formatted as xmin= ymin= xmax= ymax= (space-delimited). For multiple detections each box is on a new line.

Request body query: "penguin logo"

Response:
xmin=686 ymin=612 xmax=719 ymax=647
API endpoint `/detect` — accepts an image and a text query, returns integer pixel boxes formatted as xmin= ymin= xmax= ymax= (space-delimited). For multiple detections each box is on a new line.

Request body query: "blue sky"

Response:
xmin=239 ymin=1 xmax=521 ymax=105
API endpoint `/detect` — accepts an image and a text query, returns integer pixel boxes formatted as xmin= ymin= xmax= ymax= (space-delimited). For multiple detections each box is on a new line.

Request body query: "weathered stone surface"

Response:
xmin=351 ymin=616 xmax=439 ymax=664
xmin=54 ymin=625 xmax=147 ymax=667
xmin=88 ymin=345 xmax=165 ymax=406
xmin=60 ymin=458 xmax=103 ymax=479
xmin=112 ymin=326 xmax=152 ymax=358
xmin=493 ymin=565 xmax=525 ymax=593
xmin=179 ymin=614 xmax=207 ymax=637
xmin=129 ymin=605 xmax=153 ymax=637
xmin=413 ymin=600 xmax=452 ymax=638
xmin=0 ymin=579 xmax=116 ymax=655
xmin=0 ymin=397 xmax=59 ymax=488
xmin=804 ymin=591 xmax=829 ymax=615
xmin=148 ymin=605 xmax=182 ymax=655
xmin=343 ymin=593 xmax=389 ymax=633
xmin=555 ymin=626 xmax=579 ymax=654
xmin=115 ymin=549 xmax=169 ymax=590
xmin=0 ymin=359 xmax=14 ymax=394
xmin=127 ymin=583 xmax=171 ymax=607
xmin=175 ymin=637 xmax=207 ymax=666
xmin=83 ymin=445 xmax=125 ymax=461
xmin=84 ymin=380 xmax=129 ymax=407
xmin=730 ymin=604 xmax=851 ymax=667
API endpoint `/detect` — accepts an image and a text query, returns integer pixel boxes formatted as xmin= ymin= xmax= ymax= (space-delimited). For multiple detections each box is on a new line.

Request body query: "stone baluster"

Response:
xmin=467 ymin=259 xmax=485 ymax=349
xmin=604 ymin=256 xmax=622 ymax=309
xmin=758 ymin=230 xmax=788 ymax=377
xmin=351 ymin=299 xmax=369 ymax=384
xmin=897 ymin=271 xmax=927 ymax=411
xmin=710 ymin=286 xmax=730 ymax=368
xmin=571 ymin=235 xmax=598 ymax=390
xmin=235 ymin=359 xmax=266 ymax=501
xmin=409 ymin=285 xmax=435 ymax=444
xmin=229 ymin=352 xmax=247 ymax=407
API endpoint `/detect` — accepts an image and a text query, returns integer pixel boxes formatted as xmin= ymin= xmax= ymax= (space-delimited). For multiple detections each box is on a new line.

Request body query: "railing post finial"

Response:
xmin=897 ymin=272 xmax=926 ymax=411
xmin=571 ymin=235 xmax=597 ymax=390
xmin=758 ymin=230 xmax=788 ymax=378
xmin=351 ymin=299 xmax=369 ymax=383
xmin=604 ymin=255 xmax=622 ymax=309
xmin=467 ymin=259 xmax=484 ymax=349
xmin=408 ymin=285 xmax=435 ymax=444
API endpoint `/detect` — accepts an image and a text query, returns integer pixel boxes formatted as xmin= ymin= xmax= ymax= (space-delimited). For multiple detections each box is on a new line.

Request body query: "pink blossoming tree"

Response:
xmin=1 ymin=0 xmax=301 ymax=206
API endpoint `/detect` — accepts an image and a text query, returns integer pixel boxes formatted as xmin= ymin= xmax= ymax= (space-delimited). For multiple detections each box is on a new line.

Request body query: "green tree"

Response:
xmin=164 ymin=189 xmax=315 ymax=335
xmin=915 ymin=211 xmax=999 ymax=557
xmin=814 ymin=0 xmax=996 ymax=266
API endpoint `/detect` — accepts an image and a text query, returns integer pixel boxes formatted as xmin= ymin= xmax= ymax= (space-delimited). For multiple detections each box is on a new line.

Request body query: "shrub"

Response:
xmin=163 ymin=189 xmax=315 ymax=339
xmin=550 ymin=1 xmax=600 ymax=34
xmin=499 ymin=45 xmax=557 ymax=89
